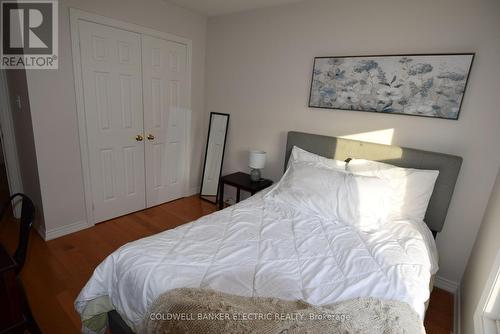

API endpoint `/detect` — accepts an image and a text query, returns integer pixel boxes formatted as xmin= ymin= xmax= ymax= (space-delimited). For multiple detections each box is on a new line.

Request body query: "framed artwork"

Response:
xmin=308 ymin=53 xmax=474 ymax=120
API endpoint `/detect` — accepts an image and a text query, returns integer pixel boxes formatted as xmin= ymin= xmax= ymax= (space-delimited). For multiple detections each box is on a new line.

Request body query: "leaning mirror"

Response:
xmin=200 ymin=112 xmax=230 ymax=204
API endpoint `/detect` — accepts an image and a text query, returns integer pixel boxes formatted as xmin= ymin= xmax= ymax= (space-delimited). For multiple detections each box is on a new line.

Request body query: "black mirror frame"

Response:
xmin=199 ymin=112 xmax=230 ymax=204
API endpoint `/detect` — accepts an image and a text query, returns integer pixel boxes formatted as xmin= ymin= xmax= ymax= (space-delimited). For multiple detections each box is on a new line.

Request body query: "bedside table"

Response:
xmin=218 ymin=172 xmax=273 ymax=209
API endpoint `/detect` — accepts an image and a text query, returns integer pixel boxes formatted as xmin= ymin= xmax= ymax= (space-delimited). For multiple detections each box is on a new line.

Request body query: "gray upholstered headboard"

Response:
xmin=284 ymin=131 xmax=462 ymax=234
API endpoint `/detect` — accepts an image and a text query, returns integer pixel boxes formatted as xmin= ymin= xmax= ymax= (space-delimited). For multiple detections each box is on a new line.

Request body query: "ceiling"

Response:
xmin=167 ymin=0 xmax=306 ymax=16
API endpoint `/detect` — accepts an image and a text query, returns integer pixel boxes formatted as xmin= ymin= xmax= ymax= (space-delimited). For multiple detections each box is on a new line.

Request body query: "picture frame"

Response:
xmin=308 ymin=53 xmax=475 ymax=120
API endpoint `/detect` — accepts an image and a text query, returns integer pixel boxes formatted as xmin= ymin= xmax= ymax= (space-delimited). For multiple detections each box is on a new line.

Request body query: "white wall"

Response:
xmin=24 ymin=0 xmax=207 ymax=236
xmin=5 ymin=70 xmax=45 ymax=230
xmin=461 ymin=167 xmax=500 ymax=334
xmin=206 ymin=0 xmax=500 ymax=283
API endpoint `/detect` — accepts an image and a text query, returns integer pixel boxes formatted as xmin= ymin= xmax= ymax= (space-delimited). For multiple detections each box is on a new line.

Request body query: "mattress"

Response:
xmin=75 ymin=187 xmax=438 ymax=332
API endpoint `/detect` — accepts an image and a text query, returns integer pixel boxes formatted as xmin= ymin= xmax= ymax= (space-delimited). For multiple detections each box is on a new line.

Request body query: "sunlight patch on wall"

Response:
xmin=340 ymin=128 xmax=394 ymax=145
xmin=334 ymin=129 xmax=403 ymax=161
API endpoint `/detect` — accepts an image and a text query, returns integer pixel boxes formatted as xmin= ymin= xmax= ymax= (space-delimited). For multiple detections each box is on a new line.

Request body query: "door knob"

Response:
xmin=147 ymin=134 xmax=155 ymax=141
xmin=135 ymin=134 xmax=144 ymax=141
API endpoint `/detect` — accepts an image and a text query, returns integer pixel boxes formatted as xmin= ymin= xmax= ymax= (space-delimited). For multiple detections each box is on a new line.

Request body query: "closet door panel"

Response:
xmin=79 ymin=20 xmax=146 ymax=223
xmin=142 ymin=35 xmax=189 ymax=206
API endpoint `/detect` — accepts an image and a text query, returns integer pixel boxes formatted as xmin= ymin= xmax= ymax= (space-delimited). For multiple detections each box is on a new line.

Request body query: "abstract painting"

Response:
xmin=308 ymin=54 xmax=474 ymax=120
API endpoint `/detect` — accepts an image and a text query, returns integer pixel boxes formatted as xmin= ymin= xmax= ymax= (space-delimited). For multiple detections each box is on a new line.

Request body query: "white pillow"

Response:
xmin=289 ymin=146 xmax=346 ymax=170
xmin=339 ymin=172 xmax=392 ymax=230
xmin=346 ymin=159 xmax=439 ymax=222
xmin=288 ymin=146 xmax=439 ymax=222
xmin=266 ymin=161 xmax=391 ymax=231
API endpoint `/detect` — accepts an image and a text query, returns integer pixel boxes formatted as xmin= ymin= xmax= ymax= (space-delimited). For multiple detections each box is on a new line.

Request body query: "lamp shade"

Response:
xmin=249 ymin=150 xmax=266 ymax=169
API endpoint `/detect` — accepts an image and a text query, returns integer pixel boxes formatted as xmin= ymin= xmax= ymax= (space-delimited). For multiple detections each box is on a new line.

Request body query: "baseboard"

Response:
xmin=433 ymin=275 xmax=460 ymax=333
xmin=44 ymin=220 xmax=90 ymax=241
xmin=188 ymin=186 xmax=200 ymax=197
xmin=434 ymin=275 xmax=459 ymax=293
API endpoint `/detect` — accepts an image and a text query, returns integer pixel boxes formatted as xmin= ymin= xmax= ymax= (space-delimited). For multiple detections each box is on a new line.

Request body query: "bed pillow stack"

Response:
xmin=271 ymin=146 xmax=439 ymax=227
xmin=344 ymin=159 xmax=439 ymax=222
xmin=266 ymin=160 xmax=392 ymax=231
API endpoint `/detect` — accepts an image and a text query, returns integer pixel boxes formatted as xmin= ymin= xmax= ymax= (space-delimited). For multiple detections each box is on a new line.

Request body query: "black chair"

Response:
xmin=1 ymin=193 xmax=35 ymax=274
xmin=0 ymin=193 xmax=41 ymax=334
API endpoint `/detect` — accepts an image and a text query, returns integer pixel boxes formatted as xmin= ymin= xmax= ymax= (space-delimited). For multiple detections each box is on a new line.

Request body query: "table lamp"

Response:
xmin=249 ymin=150 xmax=266 ymax=182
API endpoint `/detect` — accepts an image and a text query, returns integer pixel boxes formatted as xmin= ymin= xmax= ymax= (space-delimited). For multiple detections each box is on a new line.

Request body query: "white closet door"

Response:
xmin=142 ymin=35 xmax=189 ymax=206
xmin=79 ymin=21 xmax=145 ymax=223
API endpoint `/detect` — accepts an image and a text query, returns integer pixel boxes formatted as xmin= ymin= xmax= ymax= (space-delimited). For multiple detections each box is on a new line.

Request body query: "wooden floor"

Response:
xmin=0 ymin=196 xmax=453 ymax=333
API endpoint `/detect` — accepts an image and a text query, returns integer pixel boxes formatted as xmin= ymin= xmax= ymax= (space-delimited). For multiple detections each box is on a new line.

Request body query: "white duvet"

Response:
xmin=75 ymin=187 xmax=438 ymax=332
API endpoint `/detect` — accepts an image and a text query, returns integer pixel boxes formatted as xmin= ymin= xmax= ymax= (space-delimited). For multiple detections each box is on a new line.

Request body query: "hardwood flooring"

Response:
xmin=0 ymin=195 xmax=453 ymax=333
xmin=425 ymin=288 xmax=455 ymax=333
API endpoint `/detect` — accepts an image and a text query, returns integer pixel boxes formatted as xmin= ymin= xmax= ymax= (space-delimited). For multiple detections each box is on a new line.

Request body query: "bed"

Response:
xmin=75 ymin=131 xmax=462 ymax=333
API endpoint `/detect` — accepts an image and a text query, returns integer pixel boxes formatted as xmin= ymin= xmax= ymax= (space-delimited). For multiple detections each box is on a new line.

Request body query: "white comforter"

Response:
xmin=75 ymin=188 xmax=438 ymax=332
